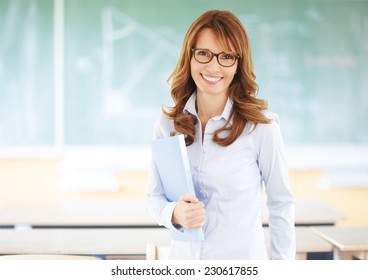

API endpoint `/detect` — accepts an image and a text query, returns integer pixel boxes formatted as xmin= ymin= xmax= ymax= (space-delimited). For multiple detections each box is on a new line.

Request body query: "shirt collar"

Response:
xmin=183 ymin=93 xmax=197 ymax=116
xmin=183 ymin=92 xmax=234 ymax=124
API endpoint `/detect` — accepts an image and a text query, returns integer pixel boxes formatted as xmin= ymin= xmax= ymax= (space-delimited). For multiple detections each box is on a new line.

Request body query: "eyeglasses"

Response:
xmin=192 ymin=48 xmax=240 ymax=67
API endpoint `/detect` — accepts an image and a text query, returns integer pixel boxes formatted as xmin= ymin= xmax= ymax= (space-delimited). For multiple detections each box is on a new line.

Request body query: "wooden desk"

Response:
xmin=0 ymin=227 xmax=331 ymax=260
xmin=311 ymin=226 xmax=368 ymax=260
xmin=0 ymin=199 xmax=342 ymax=228
xmin=0 ymin=228 xmax=170 ymax=259
xmin=262 ymin=199 xmax=343 ymax=226
xmin=0 ymin=198 xmax=157 ymax=228
xmin=264 ymin=227 xmax=333 ymax=259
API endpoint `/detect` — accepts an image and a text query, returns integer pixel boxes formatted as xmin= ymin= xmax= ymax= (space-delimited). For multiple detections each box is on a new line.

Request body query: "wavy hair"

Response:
xmin=163 ymin=10 xmax=270 ymax=146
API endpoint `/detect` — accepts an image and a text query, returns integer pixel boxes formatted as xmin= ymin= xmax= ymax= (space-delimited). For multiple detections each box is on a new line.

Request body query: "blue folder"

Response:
xmin=152 ymin=134 xmax=204 ymax=242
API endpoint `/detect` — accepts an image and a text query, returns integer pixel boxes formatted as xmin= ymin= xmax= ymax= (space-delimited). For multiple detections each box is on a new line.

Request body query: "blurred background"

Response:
xmin=0 ymin=0 xmax=367 ymax=227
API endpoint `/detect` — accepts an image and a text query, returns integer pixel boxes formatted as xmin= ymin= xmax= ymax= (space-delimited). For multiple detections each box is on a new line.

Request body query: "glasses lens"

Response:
xmin=218 ymin=53 xmax=237 ymax=67
xmin=194 ymin=49 xmax=212 ymax=63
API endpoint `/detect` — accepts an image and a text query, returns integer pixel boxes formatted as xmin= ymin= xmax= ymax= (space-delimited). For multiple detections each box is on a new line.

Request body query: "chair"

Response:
xmin=0 ymin=254 xmax=102 ymax=260
xmin=146 ymin=243 xmax=170 ymax=260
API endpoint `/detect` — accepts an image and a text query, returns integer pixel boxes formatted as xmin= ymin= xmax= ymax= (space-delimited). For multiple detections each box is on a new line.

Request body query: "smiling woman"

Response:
xmin=147 ymin=9 xmax=295 ymax=260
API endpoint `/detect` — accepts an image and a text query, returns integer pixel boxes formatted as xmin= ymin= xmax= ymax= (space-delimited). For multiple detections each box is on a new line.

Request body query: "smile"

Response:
xmin=201 ymin=74 xmax=222 ymax=83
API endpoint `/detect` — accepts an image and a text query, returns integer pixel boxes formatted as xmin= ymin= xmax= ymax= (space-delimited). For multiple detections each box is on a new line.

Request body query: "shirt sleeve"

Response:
xmin=146 ymin=115 xmax=182 ymax=232
xmin=256 ymin=113 xmax=296 ymax=259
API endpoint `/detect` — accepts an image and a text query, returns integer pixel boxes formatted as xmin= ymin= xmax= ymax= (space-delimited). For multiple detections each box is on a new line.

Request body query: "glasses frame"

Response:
xmin=191 ymin=48 xmax=240 ymax=67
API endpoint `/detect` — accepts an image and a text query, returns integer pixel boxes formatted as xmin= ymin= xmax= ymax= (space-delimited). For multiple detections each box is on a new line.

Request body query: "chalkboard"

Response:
xmin=1 ymin=0 xmax=367 ymax=148
xmin=0 ymin=0 xmax=54 ymax=146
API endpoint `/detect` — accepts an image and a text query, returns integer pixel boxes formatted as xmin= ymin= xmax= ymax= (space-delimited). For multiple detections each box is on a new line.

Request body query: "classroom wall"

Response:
xmin=1 ymin=159 xmax=367 ymax=226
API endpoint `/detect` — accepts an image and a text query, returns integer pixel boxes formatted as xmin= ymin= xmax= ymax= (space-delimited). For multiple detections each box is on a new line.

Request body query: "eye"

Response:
xmin=196 ymin=49 xmax=211 ymax=57
xmin=220 ymin=53 xmax=236 ymax=60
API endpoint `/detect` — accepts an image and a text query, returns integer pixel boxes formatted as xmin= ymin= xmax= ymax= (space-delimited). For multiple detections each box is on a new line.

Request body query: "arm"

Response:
xmin=146 ymin=114 xmax=205 ymax=231
xmin=256 ymin=113 xmax=296 ymax=259
xmin=146 ymin=158 xmax=180 ymax=231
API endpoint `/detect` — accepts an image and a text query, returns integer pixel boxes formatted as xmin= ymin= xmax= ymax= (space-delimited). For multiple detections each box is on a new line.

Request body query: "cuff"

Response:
xmin=161 ymin=201 xmax=183 ymax=233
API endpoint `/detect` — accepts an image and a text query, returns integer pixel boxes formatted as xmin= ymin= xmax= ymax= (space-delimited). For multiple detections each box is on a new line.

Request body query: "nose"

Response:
xmin=206 ymin=54 xmax=221 ymax=71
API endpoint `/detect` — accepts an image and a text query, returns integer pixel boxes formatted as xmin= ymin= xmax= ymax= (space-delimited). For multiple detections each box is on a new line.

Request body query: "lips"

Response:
xmin=201 ymin=74 xmax=223 ymax=83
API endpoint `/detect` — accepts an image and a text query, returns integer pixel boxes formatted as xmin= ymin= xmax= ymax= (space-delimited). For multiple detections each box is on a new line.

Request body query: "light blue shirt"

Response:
xmin=147 ymin=93 xmax=295 ymax=259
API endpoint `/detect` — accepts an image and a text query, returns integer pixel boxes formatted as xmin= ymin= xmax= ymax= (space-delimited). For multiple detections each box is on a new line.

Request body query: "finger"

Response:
xmin=179 ymin=194 xmax=199 ymax=203
xmin=191 ymin=214 xmax=205 ymax=224
xmin=191 ymin=201 xmax=205 ymax=210
xmin=184 ymin=208 xmax=205 ymax=221
xmin=187 ymin=218 xmax=205 ymax=229
xmin=185 ymin=201 xmax=205 ymax=212
xmin=189 ymin=207 xmax=205 ymax=217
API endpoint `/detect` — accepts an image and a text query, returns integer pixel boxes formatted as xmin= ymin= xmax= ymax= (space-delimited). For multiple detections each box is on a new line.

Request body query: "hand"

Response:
xmin=172 ymin=194 xmax=205 ymax=229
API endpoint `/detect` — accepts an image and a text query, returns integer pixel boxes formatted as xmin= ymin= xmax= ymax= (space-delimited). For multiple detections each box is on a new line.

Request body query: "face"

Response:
xmin=190 ymin=28 xmax=238 ymax=98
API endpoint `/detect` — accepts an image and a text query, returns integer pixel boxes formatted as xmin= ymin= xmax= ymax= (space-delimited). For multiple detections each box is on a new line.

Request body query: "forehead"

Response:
xmin=195 ymin=28 xmax=235 ymax=53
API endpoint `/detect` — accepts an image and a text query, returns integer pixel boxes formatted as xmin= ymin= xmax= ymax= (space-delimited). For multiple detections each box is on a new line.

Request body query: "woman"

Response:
xmin=147 ymin=10 xmax=295 ymax=260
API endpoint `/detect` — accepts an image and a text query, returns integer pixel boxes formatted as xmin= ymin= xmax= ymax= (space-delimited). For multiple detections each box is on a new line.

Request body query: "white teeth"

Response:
xmin=202 ymin=74 xmax=222 ymax=82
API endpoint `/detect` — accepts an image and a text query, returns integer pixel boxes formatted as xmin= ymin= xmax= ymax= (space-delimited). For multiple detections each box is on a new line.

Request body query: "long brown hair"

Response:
xmin=163 ymin=10 xmax=270 ymax=146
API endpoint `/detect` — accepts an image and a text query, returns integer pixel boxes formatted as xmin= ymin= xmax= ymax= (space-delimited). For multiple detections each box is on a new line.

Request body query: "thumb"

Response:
xmin=179 ymin=193 xmax=199 ymax=203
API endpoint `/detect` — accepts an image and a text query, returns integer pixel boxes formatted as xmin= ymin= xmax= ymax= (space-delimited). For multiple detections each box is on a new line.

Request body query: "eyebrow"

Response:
xmin=194 ymin=47 xmax=237 ymax=54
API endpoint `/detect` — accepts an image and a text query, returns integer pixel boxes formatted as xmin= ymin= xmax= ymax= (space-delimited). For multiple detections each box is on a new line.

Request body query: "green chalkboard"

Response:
xmin=1 ymin=0 xmax=367 ymax=148
xmin=0 ymin=0 xmax=54 ymax=146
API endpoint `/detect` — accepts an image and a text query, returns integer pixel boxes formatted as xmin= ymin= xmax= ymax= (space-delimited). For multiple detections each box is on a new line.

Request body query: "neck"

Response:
xmin=196 ymin=92 xmax=228 ymax=129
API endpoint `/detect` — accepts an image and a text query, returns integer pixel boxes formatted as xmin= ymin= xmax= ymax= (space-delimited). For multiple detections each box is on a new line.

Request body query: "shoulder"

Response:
xmin=152 ymin=113 xmax=175 ymax=139
xmin=260 ymin=110 xmax=280 ymax=128
xmin=262 ymin=110 xmax=280 ymax=125
xmin=253 ymin=110 xmax=283 ymax=139
xmin=244 ymin=110 xmax=281 ymax=135
xmin=253 ymin=110 xmax=287 ymax=156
